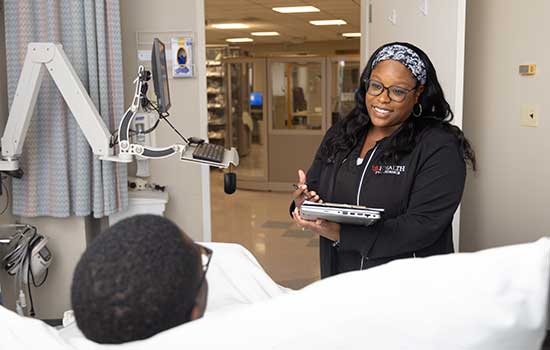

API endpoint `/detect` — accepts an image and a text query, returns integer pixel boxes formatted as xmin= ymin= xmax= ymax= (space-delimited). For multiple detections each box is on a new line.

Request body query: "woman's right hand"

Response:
xmin=292 ymin=169 xmax=321 ymax=207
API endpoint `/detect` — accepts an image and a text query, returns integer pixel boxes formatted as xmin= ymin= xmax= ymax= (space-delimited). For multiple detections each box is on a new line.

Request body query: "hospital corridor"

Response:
xmin=210 ymin=172 xmax=320 ymax=289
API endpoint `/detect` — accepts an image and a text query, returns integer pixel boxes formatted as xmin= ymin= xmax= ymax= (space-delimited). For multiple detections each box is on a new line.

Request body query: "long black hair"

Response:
xmin=321 ymin=42 xmax=476 ymax=170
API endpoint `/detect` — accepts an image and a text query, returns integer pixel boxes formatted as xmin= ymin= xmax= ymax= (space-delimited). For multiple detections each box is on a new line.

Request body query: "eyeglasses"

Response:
xmin=364 ymin=79 xmax=417 ymax=103
xmin=198 ymin=244 xmax=213 ymax=276
xmin=194 ymin=244 xmax=213 ymax=296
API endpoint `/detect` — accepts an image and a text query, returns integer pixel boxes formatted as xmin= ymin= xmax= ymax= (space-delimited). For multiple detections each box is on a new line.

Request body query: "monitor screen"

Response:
xmin=250 ymin=92 xmax=263 ymax=107
xmin=151 ymin=38 xmax=171 ymax=114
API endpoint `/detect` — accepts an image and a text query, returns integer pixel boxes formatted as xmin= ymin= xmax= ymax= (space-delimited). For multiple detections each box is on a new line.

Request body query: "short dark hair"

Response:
xmin=71 ymin=215 xmax=201 ymax=344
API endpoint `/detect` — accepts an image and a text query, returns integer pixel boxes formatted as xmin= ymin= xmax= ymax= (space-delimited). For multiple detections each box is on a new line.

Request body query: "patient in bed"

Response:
xmin=71 ymin=215 xmax=211 ymax=344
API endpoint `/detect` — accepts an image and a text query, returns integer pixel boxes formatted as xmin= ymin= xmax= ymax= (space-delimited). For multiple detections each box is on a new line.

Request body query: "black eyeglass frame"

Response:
xmin=364 ymin=78 xmax=418 ymax=103
xmin=193 ymin=244 xmax=213 ymax=299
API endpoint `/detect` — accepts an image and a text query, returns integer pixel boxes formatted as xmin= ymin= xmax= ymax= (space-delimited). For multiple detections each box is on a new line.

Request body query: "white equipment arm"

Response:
xmin=1 ymin=43 xmax=114 ymax=170
xmin=0 ymin=42 xmax=239 ymax=171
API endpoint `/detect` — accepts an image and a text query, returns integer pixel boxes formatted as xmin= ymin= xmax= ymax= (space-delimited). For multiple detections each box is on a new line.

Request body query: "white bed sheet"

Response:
xmin=200 ymin=242 xmax=291 ymax=313
xmin=0 ymin=238 xmax=548 ymax=350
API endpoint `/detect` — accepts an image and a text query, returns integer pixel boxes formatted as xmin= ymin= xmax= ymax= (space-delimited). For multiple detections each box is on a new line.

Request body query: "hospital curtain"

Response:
xmin=3 ymin=0 xmax=127 ymax=218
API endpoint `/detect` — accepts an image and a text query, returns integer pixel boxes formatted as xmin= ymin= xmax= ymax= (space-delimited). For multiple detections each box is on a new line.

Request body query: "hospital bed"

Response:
xmin=1 ymin=238 xmax=549 ymax=350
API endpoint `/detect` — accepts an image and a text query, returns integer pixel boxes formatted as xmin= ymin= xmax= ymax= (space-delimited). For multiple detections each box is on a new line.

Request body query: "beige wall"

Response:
xmin=120 ymin=0 xmax=210 ymax=241
xmin=460 ymin=0 xmax=550 ymax=251
xmin=368 ymin=0 xmax=466 ymax=251
xmin=368 ymin=0 xmax=464 ymax=127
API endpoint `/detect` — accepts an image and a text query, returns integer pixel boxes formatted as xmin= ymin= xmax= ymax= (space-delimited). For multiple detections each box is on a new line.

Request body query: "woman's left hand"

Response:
xmin=292 ymin=208 xmax=341 ymax=242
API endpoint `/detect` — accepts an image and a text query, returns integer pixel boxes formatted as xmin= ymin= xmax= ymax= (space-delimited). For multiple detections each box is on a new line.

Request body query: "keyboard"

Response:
xmin=192 ymin=143 xmax=225 ymax=163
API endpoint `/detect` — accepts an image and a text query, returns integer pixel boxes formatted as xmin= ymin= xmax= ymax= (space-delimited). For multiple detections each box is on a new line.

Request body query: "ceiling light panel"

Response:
xmin=212 ymin=23 xmax=250 ymax=29
xmin=342 ymin=32 xmax=361 ymax=37
xmin=272 ymin=6 xmax=320 ymax=13
xmin=309 ymin=19 xmax=347 ymax=26
xmin=251 ymin=32 xmax=280 ymax=36
xmin=226 ymin=37 xmax=254 ymax=42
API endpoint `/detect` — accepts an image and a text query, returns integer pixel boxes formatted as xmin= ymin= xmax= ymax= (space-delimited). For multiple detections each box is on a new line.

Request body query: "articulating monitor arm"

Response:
xmin=0 ymin=43 xmax=114 ymax=171
xmin=0 ymin=42 xmax=239 ymax=173
xmin=116 ymin=65 xmax=184 ymax=161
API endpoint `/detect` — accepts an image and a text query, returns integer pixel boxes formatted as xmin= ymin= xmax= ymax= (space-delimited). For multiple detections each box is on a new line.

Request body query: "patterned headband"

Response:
xmin=371 ymin=44 xmax=427 ymax=85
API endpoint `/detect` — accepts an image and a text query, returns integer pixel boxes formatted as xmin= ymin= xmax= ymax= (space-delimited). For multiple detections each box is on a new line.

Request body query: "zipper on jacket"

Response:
xmin=356 ymin=144 xmax=378 ymax=205
xmin=360 ymin=256 xmax=367 ymax=270
xmin=357 ymin=144 xmax=379 ymax=269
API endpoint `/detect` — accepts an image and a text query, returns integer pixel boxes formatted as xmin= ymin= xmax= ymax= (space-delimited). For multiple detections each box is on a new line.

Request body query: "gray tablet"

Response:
xmin=299 ymin=201 xmax=383 ymax=226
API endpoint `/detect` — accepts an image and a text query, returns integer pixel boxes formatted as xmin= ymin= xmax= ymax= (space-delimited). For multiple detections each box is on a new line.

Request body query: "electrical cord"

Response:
xmin=4 ymin=226 xmax=34 ymax=316
xmin=26 ymin=249 xmax=35 ymax=317
xmin=2 ymin=225 xmax=48 ymax=317
xmin=3 ymin=226 xmax=35 ymax=276
xmin=24 ymin=233 xmax=47 ymax=317
xmin=109 ymin=97 xmax=189 ymax=148
xmin=109 ymin=99 xmax=163 ymax=148
xmin=143 ymin=98 xmax=189 ymax=144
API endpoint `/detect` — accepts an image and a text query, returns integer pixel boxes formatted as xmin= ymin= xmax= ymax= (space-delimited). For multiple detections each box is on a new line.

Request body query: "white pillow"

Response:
xmin=0 ymin=238 xmax=548 ymax=350
xmin=200 ymin=242 xmax=290 ymax=314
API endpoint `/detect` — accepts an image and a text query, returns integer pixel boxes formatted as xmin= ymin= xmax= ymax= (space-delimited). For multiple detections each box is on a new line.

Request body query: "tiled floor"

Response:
xmin=210 ymin=171 xmax=320 ymax=289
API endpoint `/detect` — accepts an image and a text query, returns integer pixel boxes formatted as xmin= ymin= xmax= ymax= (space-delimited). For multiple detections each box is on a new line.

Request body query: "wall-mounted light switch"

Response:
xmin=520 ymin=104 xmax=538 ymax=127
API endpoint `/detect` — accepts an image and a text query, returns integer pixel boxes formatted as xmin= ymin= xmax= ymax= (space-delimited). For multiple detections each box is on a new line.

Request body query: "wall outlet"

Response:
xmin=520 ymin=104 xmax=538 ymax=127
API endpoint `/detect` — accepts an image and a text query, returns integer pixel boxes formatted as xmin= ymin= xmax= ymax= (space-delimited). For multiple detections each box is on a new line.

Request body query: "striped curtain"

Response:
xmin=3 ymin=0 xmax=127 ymax=218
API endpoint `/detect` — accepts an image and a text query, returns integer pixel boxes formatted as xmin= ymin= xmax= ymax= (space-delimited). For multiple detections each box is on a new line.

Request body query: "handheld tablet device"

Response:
xmin=300 ymin=201 xmax=383 ymax=226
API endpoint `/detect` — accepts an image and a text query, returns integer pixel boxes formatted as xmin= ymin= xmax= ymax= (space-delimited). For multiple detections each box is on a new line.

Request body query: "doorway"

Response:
xmin=222 ymin=55 xmax=360 ymax=191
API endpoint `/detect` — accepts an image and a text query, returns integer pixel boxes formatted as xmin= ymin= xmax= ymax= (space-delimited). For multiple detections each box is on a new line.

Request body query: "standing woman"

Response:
xmin=291 ymin=42 xmax=476 ymax=278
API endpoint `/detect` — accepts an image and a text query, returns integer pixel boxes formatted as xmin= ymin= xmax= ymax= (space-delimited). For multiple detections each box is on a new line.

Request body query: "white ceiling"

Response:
xmin=205 ymin=0 xmax=361 ymax=45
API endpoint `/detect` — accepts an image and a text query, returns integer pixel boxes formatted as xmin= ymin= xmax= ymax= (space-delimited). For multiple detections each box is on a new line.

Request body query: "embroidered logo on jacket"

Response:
xmin=372 ymin=165 xmax=406 ymax=175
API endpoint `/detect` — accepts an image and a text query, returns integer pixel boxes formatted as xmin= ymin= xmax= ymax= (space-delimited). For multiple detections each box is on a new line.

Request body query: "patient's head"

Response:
xmin=71 ymin=214 xmax=210 ymax=344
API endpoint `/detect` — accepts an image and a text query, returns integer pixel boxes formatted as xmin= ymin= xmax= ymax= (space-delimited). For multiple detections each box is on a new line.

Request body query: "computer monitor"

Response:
xmin=250 ymin=91 xmax=263 ymax=108
xmin=151 ymin=38 xmax=171 ymax=114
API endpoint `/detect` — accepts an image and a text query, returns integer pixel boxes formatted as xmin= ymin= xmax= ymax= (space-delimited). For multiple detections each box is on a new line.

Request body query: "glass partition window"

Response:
xmin=330 ymin=59 xmax=360 ymax=125
xmin=270 ymin=61 xmax=323 ymax=130
xmin=225 ymin=60 xmax=268 ymax=180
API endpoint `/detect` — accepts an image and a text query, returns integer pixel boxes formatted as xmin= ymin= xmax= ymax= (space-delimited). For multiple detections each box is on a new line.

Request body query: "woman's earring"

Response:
xmin=412 ymin=103 xmax=423 ymax=117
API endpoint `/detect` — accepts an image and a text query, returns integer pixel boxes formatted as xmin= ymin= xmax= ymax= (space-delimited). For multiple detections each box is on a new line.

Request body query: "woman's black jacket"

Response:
xmin=290 ymin=122 xmax=466 ymax=278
